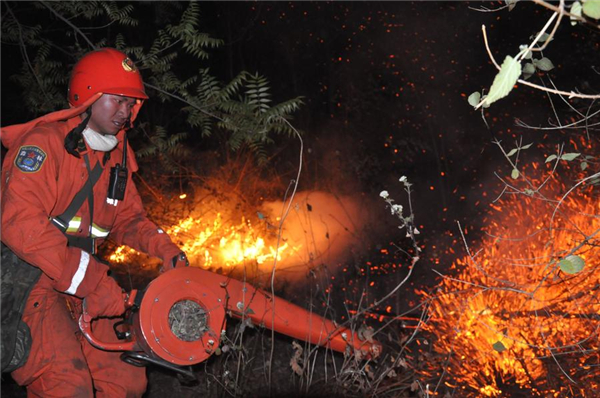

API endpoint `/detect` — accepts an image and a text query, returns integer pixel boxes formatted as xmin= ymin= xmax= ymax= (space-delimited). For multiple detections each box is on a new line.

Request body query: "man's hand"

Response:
xmin=85 ymin=274 xmax=126 ymax=319
xmin=172 ymin=252 xmax=189 ymax=269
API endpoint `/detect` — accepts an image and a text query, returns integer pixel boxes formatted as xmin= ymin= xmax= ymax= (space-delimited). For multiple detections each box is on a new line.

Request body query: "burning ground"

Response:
xmin=418 ymin=158 xmax=599 ymax=396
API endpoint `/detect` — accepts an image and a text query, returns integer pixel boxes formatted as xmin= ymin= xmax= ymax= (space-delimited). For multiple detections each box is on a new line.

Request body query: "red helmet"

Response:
xmin=68 ymin=48 xmax=148 ymax=107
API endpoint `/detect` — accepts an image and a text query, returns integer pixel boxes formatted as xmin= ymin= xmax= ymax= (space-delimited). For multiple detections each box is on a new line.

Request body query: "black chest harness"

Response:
xmin=50 ymin=135 xmax=129 ymax=254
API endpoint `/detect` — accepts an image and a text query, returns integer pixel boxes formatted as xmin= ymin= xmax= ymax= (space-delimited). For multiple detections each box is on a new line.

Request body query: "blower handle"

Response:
xmin=79 ymin=290 xmax=139 ymax=352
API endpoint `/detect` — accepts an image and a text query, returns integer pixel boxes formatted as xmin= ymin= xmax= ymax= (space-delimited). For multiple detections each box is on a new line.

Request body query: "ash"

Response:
xmin=168 ymin=300 xmax=207 ymax=342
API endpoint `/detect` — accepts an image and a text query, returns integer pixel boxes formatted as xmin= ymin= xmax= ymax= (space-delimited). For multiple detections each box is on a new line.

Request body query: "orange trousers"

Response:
xmin=11 ymin=276 xmax=147 ymax=397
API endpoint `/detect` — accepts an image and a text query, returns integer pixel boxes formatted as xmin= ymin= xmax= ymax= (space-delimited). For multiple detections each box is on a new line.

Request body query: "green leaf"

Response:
xmin=520 ymin=45 xmax=533 ymax=60
xmin=522 ymin=63 xmax=535 ymax=79
xmin=505 ymin=0 xmax=518 ymax=11
xmin=493 ymin=341 xmax=506 ymax=352
xmin=580 ymin=161 xmax=588 ymax=171
xmin=561 ymin=153 xmax=580 ymax=161
xmin=507 ymin=148 xmax=518 ymax=157
xmin=521 ymin=143 xmax=533 ymax=150
xmin=481 ymin=95 xmax=491 ymax=108
xmin=534 ymin=57 xmax=554 ymax=72
xmin=511 ymin=168 xmax=519 ymax=179
xmin=483 ymin=56 xmax=522 ymax=107
xmin=583 ymin=0 xmax=600 ymax=19
xmin=559 ymin=255 xmax=585 ymax=274
xmin=545 ymin=154 xmax=558 ymax=163
xmin=537 ymin=32 xmax=551 ymax=43
xmin=571 ymin=2 xmax=583 ymax=25
xmin=468 ymin=91 xmax=481 ymax=107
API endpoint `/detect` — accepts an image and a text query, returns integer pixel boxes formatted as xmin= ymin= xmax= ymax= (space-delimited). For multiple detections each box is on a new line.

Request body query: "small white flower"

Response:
xmin=391 ymin=204 xmax=403 ymax=215
xmin=413 ymin=227 xmax=420 ymax=235
xmin=399 ymin=176 xmax=407 ymax=183
xmin=380 ymin=190 xmax=389 ymax=199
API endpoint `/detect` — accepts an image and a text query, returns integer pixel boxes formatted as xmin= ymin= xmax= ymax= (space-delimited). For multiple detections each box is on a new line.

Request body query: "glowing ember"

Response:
xmin=109 ymin=213 xmax=297 ymax=270
xmin=422 ymin=179 xmax=599 ymax=396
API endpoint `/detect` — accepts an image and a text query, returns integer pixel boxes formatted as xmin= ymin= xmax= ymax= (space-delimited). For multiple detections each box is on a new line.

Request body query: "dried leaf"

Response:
xmin=365 ymin=364 xmax=375 ymax=380
xmin=397 ymin=357 xmax=408 ymax=369
xmin=410 ymin=380 xmax=420 ymax=392
xmin=358 ymin=325 xmax=375 ymax=343
xmin=290 ymin=341 xmax=304 ymax=376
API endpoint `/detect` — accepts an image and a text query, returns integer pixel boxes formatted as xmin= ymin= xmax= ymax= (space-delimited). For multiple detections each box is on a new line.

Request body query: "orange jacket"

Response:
xmin=1 ymin=99 xmax=180 ymax=297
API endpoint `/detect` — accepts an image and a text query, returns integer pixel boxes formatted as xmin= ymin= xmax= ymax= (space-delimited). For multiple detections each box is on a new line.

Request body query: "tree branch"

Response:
xmin=39 ymin=0 xmax=97 ymax=50
xmin=482 ymin=25 xmax=600 ymax=100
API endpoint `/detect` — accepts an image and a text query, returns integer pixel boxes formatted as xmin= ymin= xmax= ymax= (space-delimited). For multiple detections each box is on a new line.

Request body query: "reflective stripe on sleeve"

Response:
xmin=90 ymin=223 xmax=110 ymax=238
xmin=64 ymin=251 xmax=90 ymax=295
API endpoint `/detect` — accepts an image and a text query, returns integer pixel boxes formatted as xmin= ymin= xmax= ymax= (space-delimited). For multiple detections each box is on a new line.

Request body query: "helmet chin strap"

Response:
xmin=82 ymin=126 xmax=119 ymax=152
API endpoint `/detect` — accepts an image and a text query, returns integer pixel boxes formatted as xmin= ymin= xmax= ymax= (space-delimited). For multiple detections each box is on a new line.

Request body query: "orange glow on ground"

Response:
xmin=422 ymin=175 xmax=599 ymax=396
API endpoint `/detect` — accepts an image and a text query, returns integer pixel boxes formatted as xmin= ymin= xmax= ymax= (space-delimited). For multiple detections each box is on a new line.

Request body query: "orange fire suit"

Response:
xmin=1 ymin=100 xmax=182 ymax=397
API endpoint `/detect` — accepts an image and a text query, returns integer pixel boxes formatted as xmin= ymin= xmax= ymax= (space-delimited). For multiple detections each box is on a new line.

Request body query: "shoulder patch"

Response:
xmin=14 ymin=146 xmax=47 ymax=173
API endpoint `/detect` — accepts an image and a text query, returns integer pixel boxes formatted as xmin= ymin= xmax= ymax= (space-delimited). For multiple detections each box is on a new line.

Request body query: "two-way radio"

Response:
xmin=107 ymin=133 xmax=129 ymax=201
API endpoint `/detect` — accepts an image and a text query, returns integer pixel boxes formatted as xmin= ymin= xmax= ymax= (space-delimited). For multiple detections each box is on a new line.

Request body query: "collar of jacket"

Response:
xmin=1 ymin=92 xmax=140 ymax=172
xmin=0 ymin=93 xmax=102 ymax=149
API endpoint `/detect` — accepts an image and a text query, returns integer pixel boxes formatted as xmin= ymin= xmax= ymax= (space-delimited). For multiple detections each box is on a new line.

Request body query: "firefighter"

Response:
xmin=1 ymin=48 xmax=189 ymax=397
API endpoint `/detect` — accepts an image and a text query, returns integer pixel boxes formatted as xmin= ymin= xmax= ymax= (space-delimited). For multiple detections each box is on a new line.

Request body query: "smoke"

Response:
xmin=260 ymin=190 xmax=370 ymax=282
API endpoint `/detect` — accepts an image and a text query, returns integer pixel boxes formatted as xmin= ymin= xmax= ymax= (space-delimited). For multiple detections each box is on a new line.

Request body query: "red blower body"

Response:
xmin=79 ymin=267 xmax=381 ymax=370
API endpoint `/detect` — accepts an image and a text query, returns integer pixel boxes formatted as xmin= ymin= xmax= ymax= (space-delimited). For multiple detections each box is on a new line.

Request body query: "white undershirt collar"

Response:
xmin=82 ymin=127 xmax=119 ymax=152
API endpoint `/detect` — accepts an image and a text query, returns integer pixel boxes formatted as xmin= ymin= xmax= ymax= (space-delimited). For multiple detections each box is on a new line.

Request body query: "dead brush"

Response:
xmin=107 ymin=147 xmax=427 ymax=397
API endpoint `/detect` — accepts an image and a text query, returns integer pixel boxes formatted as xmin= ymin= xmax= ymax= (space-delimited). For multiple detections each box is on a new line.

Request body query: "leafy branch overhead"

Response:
xmin=2 ymin=1 xmax=303 ymax=167
xmin=467 ymin=0 xmax=600 ymax=110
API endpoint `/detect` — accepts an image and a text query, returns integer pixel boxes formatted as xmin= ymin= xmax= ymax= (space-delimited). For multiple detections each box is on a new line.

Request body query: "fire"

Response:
xmin=109 ymin=213 xmax=296 ymax=271
xmin=422 ymin=177 xmax=599 ymax=396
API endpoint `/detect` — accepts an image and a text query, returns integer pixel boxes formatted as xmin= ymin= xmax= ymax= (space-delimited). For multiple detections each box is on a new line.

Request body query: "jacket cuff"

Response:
xmin=53 ymin=248 xmax=108 ymax=298
xmin=160 ymin=243 xmax=184 ymax=269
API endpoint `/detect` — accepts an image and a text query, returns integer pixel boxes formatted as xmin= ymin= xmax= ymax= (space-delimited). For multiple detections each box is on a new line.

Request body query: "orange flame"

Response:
xmin=422 ymin=179 xmax=599 ymax=396
xmin=109 ymin=213 xmax=298 ymax=271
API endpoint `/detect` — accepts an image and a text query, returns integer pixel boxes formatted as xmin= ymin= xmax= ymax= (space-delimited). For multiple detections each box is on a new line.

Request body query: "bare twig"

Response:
xmin=267 ymin=119 xmax=303 ymax=389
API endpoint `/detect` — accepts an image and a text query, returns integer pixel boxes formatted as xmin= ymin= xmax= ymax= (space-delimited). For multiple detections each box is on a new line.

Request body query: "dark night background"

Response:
xmin=3 ymin=1 xmax=597 ymax=250
xmin=1 ymin=1 xmax=599 ymax=396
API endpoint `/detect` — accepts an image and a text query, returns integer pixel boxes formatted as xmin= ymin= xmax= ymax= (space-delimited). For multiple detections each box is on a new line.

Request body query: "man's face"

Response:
xmin=87 ymin=94 xmax=137 ymax=135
